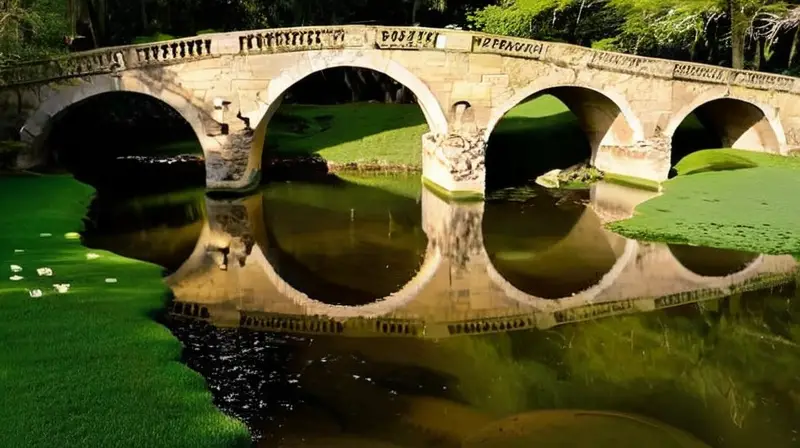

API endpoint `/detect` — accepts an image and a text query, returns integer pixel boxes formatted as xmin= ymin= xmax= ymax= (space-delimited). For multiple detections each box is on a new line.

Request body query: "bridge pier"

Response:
xmin=203 ymin=129 xmax=263 ymax=193
xmin=593 ymin=138 xmax=671 ymax=185
xmin=421 ymin=131 xmax=487 ymax=199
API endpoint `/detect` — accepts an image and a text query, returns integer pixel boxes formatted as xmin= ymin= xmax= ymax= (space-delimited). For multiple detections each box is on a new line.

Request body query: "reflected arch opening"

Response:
xmin=259 ymin=180 xmax=430 ymax=307
xmin=667 ymin=244 xmax=762 ymax=278
xmin=482 ymin=190 xmax=632 ymax=300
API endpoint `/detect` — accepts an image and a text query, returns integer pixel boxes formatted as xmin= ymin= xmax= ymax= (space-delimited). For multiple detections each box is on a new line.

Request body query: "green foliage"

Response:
xmin=0 ymin=0 xmax=69 ymax=64
xmin=132 ymin=32 xmax=177 ymax=44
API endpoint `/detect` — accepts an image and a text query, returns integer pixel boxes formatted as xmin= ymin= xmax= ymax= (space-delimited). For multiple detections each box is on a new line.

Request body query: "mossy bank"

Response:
xmin=0 ymin=175 xmax=250 ymax=448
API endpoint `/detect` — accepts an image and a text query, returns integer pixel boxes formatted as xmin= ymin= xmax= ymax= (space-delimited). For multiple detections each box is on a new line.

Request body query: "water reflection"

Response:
xmin=83 ymin=175 xmax=800 ymax=448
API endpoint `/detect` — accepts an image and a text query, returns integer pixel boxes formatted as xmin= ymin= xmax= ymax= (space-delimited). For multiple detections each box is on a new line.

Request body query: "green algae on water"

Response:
xmin=609 ymin=149 xmax=800 ymax=256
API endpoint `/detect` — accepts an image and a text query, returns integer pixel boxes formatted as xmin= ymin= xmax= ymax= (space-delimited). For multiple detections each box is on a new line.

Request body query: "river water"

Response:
xmin=82 ymin=173 xmax=800 ymax=448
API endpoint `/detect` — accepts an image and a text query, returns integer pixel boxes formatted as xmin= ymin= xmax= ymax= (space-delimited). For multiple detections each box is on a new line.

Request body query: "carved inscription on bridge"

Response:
xmin=553 ymin=299 xmax=635 ymax=324
xmin=376 ymin=28 xmax=439 ymax=49
xmin=732 ymin=71 xmax=795 ymax=92
xmin=589 ymin=51 xmax=659 ymax=75
xmin=673 ymin=63 xmax=730 ymax=84
xmin=472 ymin=36 xmax=546 ymax=59
xmin=239 ymin=28 xmax=346 ymax=53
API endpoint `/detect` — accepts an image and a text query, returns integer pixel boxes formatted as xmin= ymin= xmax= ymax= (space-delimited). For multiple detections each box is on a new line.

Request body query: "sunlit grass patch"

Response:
xmin=0 ymin=175 xmax=249 ymax=447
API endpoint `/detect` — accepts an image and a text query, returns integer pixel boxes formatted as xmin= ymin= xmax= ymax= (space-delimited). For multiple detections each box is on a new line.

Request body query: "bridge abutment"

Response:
xmin=594 ymin=138 xmax=671 ymax=185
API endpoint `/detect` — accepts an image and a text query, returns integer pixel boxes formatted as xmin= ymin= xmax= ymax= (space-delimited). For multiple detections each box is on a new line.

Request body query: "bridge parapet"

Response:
xmin=4 ymin=25 xmax=800 ymax=94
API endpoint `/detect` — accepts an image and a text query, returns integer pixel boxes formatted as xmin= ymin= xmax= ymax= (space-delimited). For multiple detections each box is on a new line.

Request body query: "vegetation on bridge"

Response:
xmin=0 ymin=174 xmax=250 ymax=448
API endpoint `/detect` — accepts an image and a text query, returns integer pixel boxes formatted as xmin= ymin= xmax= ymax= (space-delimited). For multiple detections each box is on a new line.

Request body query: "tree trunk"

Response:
xmin=789 ymin=26 xmax=800 ymax=68
xmin=411 ymin=0 xmax=421 ymax=24
xmin=139 ymin=0 xmax=148 ymax=33
xmin=728 ymin=0 xmax=746 ymax=69
xmin=754 ymin=38 xmax=761 ymax=70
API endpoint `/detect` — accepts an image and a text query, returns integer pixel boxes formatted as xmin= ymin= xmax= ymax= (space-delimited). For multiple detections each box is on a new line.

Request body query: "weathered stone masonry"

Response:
xmin=2 ymin=25 xmax=800 ymax=196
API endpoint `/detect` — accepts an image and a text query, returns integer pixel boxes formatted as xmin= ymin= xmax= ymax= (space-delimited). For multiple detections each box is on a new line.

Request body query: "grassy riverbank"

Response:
xmin=0 ymin=175 xmax=249 ymax=447
xmin=609 ymin=149 xmax=800 ymax=256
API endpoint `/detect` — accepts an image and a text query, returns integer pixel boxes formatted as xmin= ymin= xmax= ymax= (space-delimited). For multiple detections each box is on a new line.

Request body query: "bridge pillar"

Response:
xmin=203 ymin=130 xmax=262 ymax=194
xmin=422 ymin=131 xmax=486 ymax=199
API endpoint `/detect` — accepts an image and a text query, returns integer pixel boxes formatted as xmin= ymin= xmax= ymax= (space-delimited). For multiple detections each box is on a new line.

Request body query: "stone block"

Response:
xmin=468 ymin=53 xmax=504 ymax=75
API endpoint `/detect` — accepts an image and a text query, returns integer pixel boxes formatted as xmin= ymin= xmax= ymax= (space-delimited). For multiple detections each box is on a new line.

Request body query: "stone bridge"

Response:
xmin=3 ymin=25 xmax=800 ymax=197
xmin=165 ymin=183 xmax=798 ymax=338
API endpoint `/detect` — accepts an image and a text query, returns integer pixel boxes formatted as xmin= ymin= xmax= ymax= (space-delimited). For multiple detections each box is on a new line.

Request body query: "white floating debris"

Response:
xmin=14 ymin=249 xmax=24 ymax=253
xmin=105 ymin=278 xmax=118 ymax=283
xmin=86 ymin=253 xmax=100 ymax=260
xmin=64 ymin=232 xmax=80 ymax=240
xmin=9 ymin=275 xmax=23 ymax=281
xmin=36 ymin=267 xmax=53 ymax=277
xmin=10 ymin=265 xmax=22 ymax=273
xmin=28 ymin=289 xmax=43 ymax=298
xmin=53 ymin=284 xmax=70 ymax=294
xmin=39 ymin=233 xmax=52 ymax=238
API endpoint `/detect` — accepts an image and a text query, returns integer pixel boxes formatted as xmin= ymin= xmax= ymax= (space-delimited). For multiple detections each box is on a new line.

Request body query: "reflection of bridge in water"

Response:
xmin=166 ymin=182 xmax=798 ymax=338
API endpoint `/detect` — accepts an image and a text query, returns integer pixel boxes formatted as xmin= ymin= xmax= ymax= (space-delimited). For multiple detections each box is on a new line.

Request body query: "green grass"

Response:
xmin=609 ymin=149 xmax=800 ymax=256
xmin=267 ymin=103 xmax=429 ymax=166
xmin=0 ymin=175 xmax=250 ymax=448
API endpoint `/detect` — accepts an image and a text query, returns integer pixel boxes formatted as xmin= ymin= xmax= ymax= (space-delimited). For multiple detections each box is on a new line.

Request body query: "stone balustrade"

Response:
xmin=2 ymin=25 xmax=799 ymax=93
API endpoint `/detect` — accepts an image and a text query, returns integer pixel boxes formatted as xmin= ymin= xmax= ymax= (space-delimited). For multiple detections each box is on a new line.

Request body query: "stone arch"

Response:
xmin=485 ymin=82 xmax=645 ymax=163
xmin=18 ymin=73 xmax=218 ymax=168
xmin=665 ymin=93 xmax=786 ymax=154
xmin=253 ymin=240 xmax=444 ymax=318
xmin=244 ymin=50 xmax=449 ymax=170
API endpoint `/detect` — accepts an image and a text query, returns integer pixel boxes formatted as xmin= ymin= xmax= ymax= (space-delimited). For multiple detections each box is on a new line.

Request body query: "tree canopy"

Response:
xmin=3 ymin=0 xmax=800 ymax=74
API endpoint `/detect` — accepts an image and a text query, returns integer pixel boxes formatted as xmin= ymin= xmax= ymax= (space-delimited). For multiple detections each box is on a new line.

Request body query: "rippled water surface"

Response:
xmin=83 ymin=173 xmax=800 ymax=448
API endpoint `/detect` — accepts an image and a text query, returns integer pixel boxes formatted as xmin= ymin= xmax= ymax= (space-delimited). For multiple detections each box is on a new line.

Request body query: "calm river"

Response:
xmin=82 ymin=173 xmax=800 ymax=448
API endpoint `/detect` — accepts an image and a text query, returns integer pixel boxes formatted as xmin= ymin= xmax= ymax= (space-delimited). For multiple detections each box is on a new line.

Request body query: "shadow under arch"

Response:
xmin=667 ymin=244 xmax=765 ymax=285
xmin=665 ymin=94 xmax=786 ymax=166
xmin=481 ymin=189 xmax=638 ymax=309
xmin=244 ymin=50 xmax=449 ymax=170
xmin=20 ymin=72 xmax=218 ymax=168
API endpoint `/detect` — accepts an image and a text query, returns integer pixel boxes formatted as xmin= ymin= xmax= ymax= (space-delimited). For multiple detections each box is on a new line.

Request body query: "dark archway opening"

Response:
xmin=260 ymin=176 xmax=428 ymax=306
xmin=44 ymin=92 xmax=204 ymax=194
xmin=669 ymin=99 xmax=780 ymax=176
xmin=483 ymin=187 xmax=626 ymax=299
xmin=486 ymin=95 xmax=589 ymax=192
xmin=485 ymin=87 xmax=633 ymax=192
xmin=260 ymin=67 xmax=429 ymax=182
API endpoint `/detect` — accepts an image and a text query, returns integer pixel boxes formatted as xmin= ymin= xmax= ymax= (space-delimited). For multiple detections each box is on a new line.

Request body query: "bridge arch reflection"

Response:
xmin=165 ymin=180 xmax=798 ymax=335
